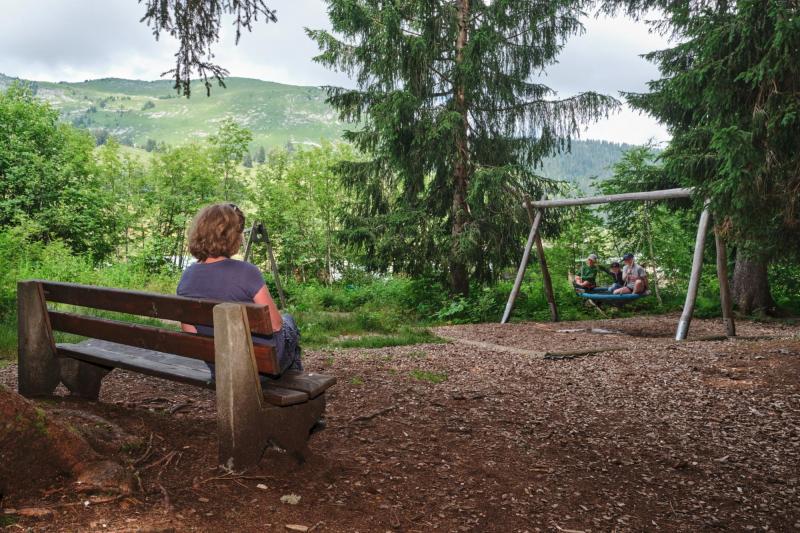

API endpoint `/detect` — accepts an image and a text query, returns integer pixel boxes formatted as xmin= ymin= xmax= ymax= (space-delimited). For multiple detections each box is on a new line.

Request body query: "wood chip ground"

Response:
xmin=1 ymin=315 xmax=799 ymax=532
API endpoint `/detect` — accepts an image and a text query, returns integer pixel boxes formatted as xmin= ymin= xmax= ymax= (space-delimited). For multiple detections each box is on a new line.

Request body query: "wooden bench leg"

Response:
xmin=59 ymin=358 xmax=111 ymax=400
xmin=17 ymin=281 xmax=60 ymax=397
xmin=263 ymin=395 xmax=325 ymax=462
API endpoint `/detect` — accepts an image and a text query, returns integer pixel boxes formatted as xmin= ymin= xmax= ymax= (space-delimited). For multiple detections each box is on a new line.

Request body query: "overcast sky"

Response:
xmin=0 ymin=0 xmax=670 ymax=145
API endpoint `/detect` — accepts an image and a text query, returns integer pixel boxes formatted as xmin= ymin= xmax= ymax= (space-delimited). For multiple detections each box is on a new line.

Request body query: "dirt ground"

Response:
xmin=1 ymin=314 xmax=799 ymax=532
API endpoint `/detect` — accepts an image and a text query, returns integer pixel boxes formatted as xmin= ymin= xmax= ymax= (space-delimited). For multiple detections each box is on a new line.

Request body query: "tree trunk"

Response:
xmin=450 ymin=0 xmax=471 ymax=297
xmin=732 ymin=254 xmax=775 ymax=315
xmin=0 ymin=386 xmax=130 ymax=495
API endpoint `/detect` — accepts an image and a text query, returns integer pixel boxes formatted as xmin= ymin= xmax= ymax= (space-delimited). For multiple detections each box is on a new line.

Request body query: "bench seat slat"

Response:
xmin=49 ymin=311 xmax=279 ymax=375
xmin=269 ymin=371 xmax=337 ymax=399
xmin=56 ymin=339 xmax=309 ymax=407
xmin=41 ymin=280 xmax=273 ymax=335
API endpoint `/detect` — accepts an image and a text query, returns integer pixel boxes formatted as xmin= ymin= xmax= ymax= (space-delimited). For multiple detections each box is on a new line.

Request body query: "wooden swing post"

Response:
xmin=675 ymin=205 xmax=711 ymax=340
xmin=501 ymin=209 xmax=543 ymax=324
xmin=714 ymin=226 xmax=736 ymax=337
xmin=524 ymin=198 xmax=559 ymax=323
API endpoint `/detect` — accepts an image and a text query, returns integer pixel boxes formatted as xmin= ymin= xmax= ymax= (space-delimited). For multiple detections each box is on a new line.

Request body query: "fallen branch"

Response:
xmin=195 ymin=473 xmax=274 ymax=487
xmin=168 ymin=403 xmax=191 ymax=414
xmin=544 ymin=347 xmax=626 ymax=360
xmin=157 ymin=483 xmax=172 ymax=513
xmin=141 ymin=450 xmax=179 ymax=472
xmin=133 ymin=433 xmax=155 ymax=465
xmin=349 ymin=405 xmax=397 ymax=424
xmin=553 ymin=524 xmax=586 ymax=533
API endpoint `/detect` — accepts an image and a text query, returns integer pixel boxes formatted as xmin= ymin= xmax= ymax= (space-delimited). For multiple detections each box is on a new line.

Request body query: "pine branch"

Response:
xmin=139 ymin=0 xmax=277 ymax=97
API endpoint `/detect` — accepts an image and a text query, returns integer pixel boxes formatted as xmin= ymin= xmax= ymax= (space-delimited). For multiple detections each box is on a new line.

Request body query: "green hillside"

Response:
xmin=539 ymin=139 xmax=640 ymax=193
xmin=0 ymin=73 xmax=343 ymax=151
xmin=1 ymin=73 xmax=639 ymax=187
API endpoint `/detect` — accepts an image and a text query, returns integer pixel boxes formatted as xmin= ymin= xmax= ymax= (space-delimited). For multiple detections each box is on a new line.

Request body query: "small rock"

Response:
xmin=256 ymin=484 xmax=268 ymax=490
xmin=198 ymin=497 xmax=210 ymax=503
xmin=281 ymin=494 xmax=302 ymax=505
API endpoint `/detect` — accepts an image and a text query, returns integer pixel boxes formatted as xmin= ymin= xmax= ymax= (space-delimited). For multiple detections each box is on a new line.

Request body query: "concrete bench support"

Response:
xmin=17 ymin=281 xmax=60 ymax=396
xmin=214 ymin=303 xmax=322 ymax=469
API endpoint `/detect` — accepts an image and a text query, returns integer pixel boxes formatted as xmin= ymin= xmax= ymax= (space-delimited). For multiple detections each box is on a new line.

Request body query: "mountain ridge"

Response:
xmin=1 ymin=73 xmax=638 ymax=189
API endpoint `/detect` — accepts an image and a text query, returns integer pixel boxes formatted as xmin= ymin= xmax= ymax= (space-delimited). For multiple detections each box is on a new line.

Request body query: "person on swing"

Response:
xmin=574 ymin=253 xmax=600 ymax=291
xmin=613 ymin=252 xmax=648 ymax=295
xmin=603 ymin=261 xmax=624 ymax=292
xmin=176 ymin=203 xmax=303 ymax=376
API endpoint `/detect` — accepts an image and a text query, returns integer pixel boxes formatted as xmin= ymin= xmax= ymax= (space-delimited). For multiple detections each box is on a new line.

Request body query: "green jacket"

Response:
xmin=577 ymin=264 xmax=599 ymax=284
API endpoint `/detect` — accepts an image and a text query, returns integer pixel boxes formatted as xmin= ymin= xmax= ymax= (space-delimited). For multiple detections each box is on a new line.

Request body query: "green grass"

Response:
xmin=332 ymin=328 xmax=444 ymax=349
xmin=0 ymin=320 xmax=15 ymax=360
xmin=410 ymin=369 xmax=448 ymax=384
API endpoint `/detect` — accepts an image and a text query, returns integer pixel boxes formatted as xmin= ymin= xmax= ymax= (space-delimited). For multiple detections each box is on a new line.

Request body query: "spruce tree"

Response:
xmin=611 ymin=0 xmax=800 ymax=313
xmin=308 ymin=0 xmax=617 ymax=295
xmin=139 ymin=0 xmax=277 ymax=96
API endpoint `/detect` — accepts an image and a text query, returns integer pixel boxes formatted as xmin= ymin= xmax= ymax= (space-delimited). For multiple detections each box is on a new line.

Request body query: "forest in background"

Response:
xmin=2 ymin=0 xmax=799 ymax=360
xmin=1 ymin=79 xmax=797 ymax=361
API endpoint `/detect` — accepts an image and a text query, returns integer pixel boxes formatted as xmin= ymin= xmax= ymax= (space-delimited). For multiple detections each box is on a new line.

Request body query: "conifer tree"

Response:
xmin=609 ymin=0 xmax=800 ymax=313
xmin=308 ymin=1 xmax=617 ymax=295
xmin=256 ymin=145 xmax=267 ymax=164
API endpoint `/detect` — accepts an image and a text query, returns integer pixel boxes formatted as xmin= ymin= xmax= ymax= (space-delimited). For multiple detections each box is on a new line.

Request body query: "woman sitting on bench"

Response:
xmin=177 ymin=203 xmax=303 ymax=376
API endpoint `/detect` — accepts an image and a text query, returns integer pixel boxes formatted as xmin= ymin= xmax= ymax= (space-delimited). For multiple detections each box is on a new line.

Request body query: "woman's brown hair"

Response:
xmin=188 ymin=203 xmax=245 ymax=261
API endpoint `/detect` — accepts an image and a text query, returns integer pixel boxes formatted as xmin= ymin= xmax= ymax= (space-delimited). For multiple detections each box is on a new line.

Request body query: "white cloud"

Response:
xmin=0 ymin=1 xmax=670 ymax=144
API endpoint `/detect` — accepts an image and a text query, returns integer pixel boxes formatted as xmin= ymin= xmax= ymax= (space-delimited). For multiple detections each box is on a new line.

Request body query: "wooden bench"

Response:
xmin=17 ymin=280 xmax=336 ymax=470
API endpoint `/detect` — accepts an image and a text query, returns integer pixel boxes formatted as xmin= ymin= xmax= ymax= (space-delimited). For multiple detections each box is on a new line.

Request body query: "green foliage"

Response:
xmin=309 ymin=0 xmax=618 ymax=294
xmin=0 ymin=83 xmax=121 ymax=261
xmin=540 ymin=140 xmax=641 ymax=193
xmin=252 ymin=142 xmax=357 ymax=282
xmin=627 ymin=1 xmax=800 ymax=262
xmin=208 ymin=118 xmax=252 ymax=203
xmin=146 ymin=143 xmax=217 ymax=268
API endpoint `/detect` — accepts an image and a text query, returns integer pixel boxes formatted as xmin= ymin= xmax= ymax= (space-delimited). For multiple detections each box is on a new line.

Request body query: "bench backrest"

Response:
xmin=30 ymin=280 xmax=279 ymax=375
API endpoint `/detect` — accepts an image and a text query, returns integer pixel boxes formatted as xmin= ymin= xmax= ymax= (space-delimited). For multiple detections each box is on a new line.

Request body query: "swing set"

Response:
xmin=500 ymin=188 xmax=737 ymax=341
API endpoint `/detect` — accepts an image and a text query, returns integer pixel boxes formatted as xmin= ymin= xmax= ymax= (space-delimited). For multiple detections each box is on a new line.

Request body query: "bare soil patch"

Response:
xmin=1 ymin=315 xmax=799 ymax=532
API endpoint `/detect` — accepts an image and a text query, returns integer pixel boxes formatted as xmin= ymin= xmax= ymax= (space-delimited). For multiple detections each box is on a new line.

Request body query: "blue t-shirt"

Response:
xmin=177 ymin=258 xmax=265 ymax=303
xmin=176 ymin=258 xmax=300 ymax=376
xmin=177 ymin=258 xmax=273 ymax=340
